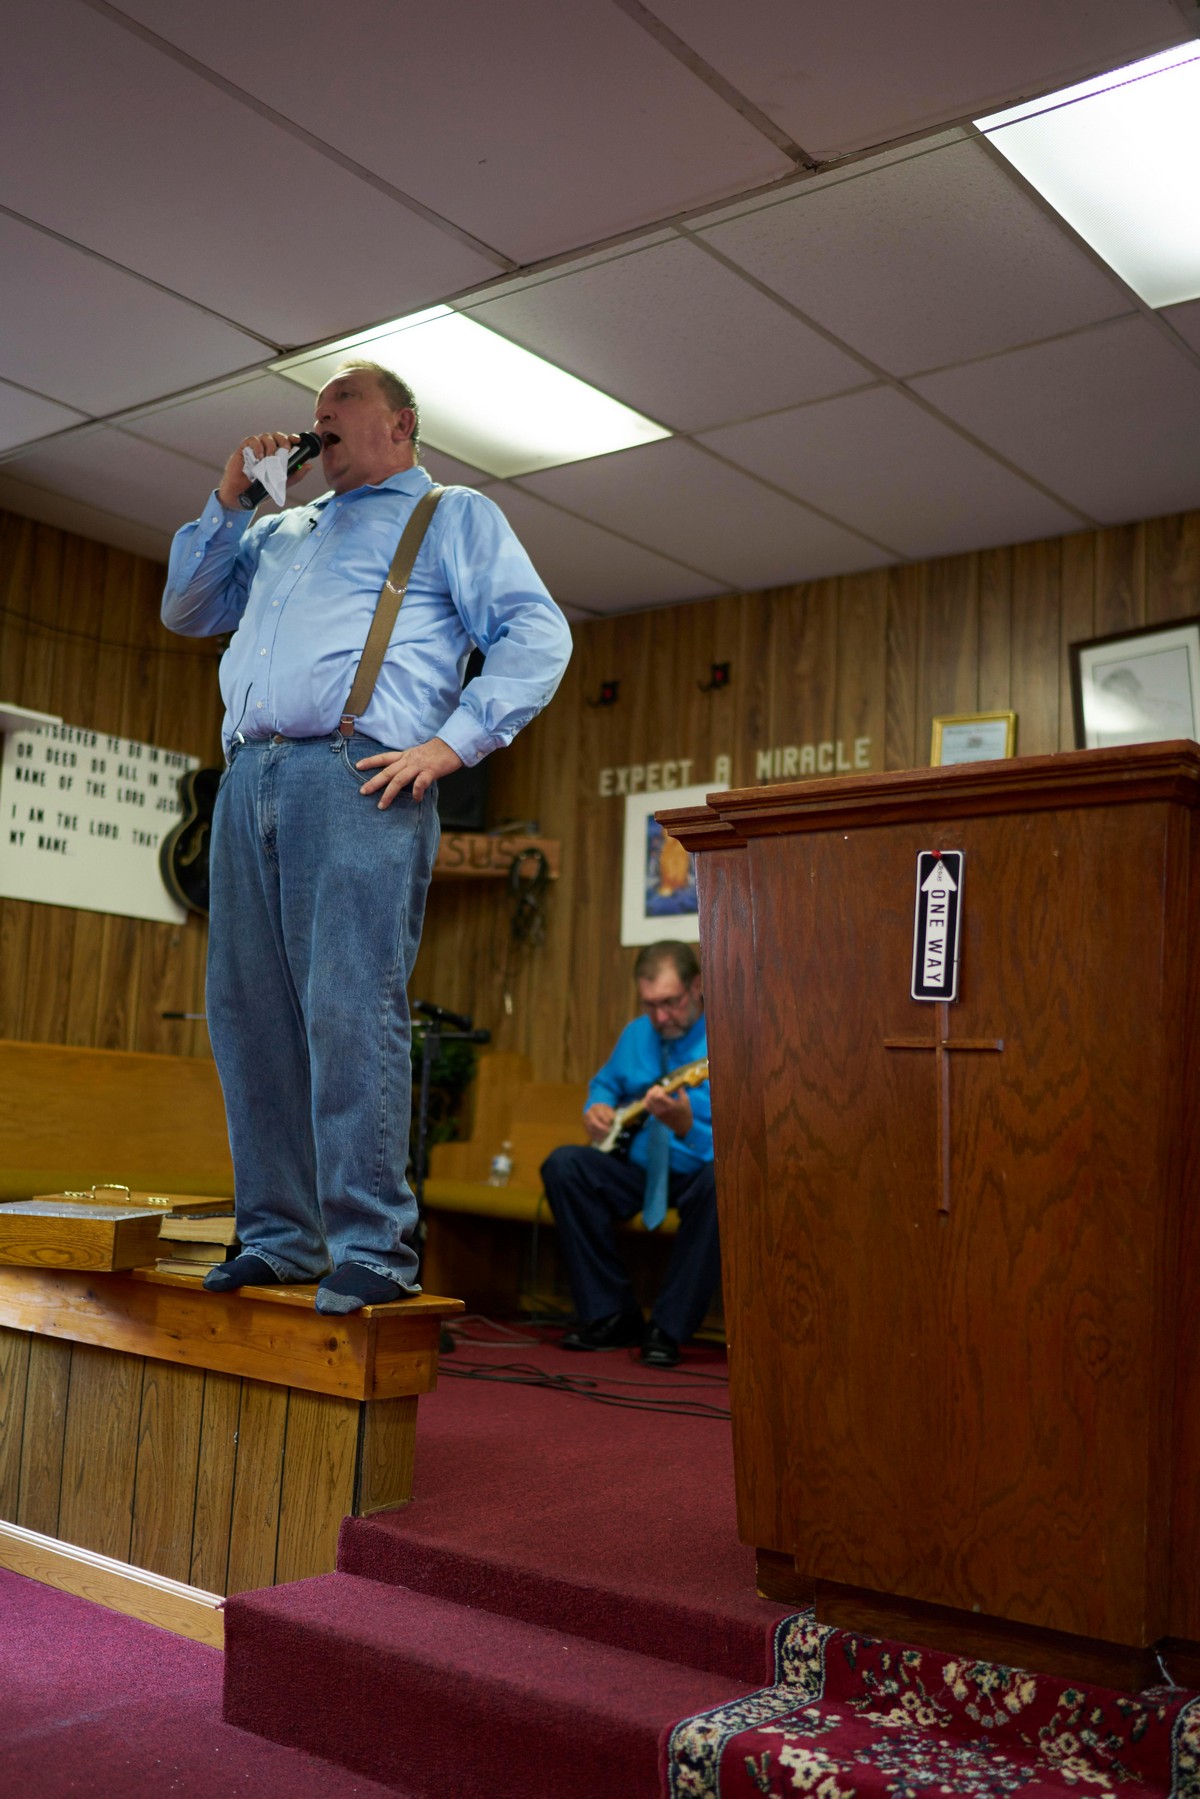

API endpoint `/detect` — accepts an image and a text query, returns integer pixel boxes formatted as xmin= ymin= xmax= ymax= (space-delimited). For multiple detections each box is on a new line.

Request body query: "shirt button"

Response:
xmin=194 ymin=550 xmax=202 ymax=558
xmin=272 ymin=600 xmax=279 ymax=607
xmin=293 ymin=563 xmax=301 ymax=570
xmin=260 ymin=648 xmax=267 ymax=656
xmin=256 ymin=702 xmax=264 ymax=709
xmin=209 ymin=516 xmax=219 ymax=525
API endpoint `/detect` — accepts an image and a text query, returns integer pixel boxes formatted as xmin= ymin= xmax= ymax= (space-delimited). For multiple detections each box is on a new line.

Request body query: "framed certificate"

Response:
xmin=931 ymin=711 xmax=1017 ymax=767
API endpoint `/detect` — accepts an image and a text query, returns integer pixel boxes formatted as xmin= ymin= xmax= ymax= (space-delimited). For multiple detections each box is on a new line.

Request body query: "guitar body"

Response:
xmin=594 ymin=1058 xmax=710 ymax=1155
xmin=159 ymin=766 xmax=222 ymax=916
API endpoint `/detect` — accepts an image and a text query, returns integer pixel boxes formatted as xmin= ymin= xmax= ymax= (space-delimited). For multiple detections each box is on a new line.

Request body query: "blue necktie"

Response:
xmin=642 ymin=1119 xmax=670 ymax=1230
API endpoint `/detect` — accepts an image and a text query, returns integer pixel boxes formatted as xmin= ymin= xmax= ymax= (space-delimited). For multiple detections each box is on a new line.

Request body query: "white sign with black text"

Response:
xmin=911 ymin=851 xmax=964 ymax=1002
xmin=0 ymin=722 xmax=198 ymax=924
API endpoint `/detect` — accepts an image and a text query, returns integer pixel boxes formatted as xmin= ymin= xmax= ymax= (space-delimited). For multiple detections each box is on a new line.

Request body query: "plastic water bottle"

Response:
xmin=488 ymin=1141 xmax=513 ymax=1187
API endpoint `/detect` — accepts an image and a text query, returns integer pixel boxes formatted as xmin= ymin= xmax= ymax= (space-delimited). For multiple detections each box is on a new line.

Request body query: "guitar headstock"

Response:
xmin=667 ymin=1057 xmax=710 ymax=1091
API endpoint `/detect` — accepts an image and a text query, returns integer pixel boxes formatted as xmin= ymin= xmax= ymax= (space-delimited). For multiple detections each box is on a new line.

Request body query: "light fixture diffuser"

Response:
xmin=976 ymin=46 xmax=1200 ymax=308
xmin=274 ymin=308 xmax=670 ymax=478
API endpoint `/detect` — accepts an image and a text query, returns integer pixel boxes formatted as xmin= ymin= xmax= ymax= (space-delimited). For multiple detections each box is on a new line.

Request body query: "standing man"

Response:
xmin=162 ymin=360 xmax=571 ymax=1314
xmin=542 ymin=941 xmax=718 ymax=1368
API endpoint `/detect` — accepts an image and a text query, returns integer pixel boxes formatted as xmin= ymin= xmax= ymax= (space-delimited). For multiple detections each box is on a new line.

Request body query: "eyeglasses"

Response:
xmin=641 ymin=990 xmax=692 ymax=1016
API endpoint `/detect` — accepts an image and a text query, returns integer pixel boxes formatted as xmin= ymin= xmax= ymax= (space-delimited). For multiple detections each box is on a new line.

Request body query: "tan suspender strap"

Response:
xmin=338 ymin=484 xmax=445 ymax=738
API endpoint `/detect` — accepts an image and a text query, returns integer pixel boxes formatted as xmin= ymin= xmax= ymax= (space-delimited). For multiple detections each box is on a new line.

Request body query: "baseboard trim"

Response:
xmin=0 ymin=1521 xmax=224 ymax=1647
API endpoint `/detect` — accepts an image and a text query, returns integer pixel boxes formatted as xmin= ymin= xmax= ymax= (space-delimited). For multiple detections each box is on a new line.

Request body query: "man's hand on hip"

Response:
xmin=356 ymin=738 xmax=464 ymax=807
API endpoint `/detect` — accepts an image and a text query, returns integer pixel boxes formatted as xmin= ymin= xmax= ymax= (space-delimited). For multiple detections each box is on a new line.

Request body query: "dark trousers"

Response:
xmin=540 ymin=1144 xmax=720 ymax=1344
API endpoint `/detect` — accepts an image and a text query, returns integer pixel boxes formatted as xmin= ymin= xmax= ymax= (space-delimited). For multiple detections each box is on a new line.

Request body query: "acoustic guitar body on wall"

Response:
xmin=159 ymin=766 xmax=222 ymax=915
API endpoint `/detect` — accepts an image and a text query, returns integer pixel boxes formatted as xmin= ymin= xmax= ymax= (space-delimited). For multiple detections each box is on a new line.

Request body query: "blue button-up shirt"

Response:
xmin=586 ymin=1012 xmax=712 ymax=1176
xmin=161 ymin=465 xmax=572 ymax=762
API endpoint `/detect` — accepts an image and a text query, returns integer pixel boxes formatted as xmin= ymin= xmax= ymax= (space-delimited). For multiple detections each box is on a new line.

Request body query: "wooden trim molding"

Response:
xmin=0 ymin=1519 xmax=224 ymax=1647
xmin=660 ymin=742 xmax=1200 ymax=846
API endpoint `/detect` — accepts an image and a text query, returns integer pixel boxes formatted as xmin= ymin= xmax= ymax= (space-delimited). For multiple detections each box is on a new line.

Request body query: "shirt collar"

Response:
xmin=313 ymin=464 xmax=434 ymax=508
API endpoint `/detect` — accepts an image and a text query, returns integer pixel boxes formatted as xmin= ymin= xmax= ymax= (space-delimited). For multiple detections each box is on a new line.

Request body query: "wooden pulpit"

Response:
xmin=664 ymin=743 xmax=1200 ymax=1690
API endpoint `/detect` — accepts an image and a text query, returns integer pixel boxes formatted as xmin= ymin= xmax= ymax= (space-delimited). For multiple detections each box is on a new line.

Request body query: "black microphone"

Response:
xmin=239 ymin=431 xmax=322 ymax=510
xmin=414 ymin=999 xmax=474 ymax=1031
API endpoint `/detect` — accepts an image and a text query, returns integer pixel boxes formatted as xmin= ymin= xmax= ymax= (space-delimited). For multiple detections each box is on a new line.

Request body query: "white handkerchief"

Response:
xmin=241 ymin=443 xmax=291 ymax=508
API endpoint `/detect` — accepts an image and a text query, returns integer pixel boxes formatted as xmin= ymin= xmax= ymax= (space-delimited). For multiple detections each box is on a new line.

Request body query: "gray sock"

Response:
xmin=314 ymin=1263 xmax=404 ymax=1314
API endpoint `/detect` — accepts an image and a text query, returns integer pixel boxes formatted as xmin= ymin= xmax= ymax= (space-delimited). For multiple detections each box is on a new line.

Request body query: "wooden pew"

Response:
xmin=0 ymin=1037 xmax=234 ymax=1201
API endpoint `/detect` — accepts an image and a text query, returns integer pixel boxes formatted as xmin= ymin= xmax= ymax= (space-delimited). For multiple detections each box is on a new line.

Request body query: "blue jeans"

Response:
xmin=206 ymin=732 xmax=439 ymax=1285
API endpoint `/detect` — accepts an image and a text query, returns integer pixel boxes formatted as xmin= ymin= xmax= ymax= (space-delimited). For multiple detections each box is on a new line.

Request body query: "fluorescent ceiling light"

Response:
xmin=274 ymin=307 xmax=670 ymax=479
xmin=975 ymin=46 xmax=1200 ymax=308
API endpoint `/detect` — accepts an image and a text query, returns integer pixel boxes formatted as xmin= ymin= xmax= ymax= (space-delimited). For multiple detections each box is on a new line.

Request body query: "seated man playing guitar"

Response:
xmin=541 ymin=940 xmax=718 ymax=1369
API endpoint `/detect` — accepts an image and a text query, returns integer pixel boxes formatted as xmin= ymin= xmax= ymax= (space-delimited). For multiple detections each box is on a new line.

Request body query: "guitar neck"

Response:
xmin=600 ymin=1058 xmax=710 ymax=1147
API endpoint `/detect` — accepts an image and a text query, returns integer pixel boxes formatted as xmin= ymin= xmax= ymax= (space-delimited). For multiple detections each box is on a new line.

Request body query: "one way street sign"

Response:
xmin=911 ymin=850 xmax=964 ymax=1002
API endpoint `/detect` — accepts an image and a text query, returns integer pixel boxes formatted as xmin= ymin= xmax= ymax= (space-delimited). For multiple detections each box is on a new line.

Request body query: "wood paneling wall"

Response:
xmin=414 ymin=510 xmax=1200 ymax=1084
xmin=0 ymin=510 xmax=220 ymax=1057
xmin=3 ymin=503 xmax=1198 ymax=1084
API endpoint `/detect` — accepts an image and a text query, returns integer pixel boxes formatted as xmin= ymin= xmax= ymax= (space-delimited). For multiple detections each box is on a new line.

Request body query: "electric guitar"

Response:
xmin=159 ymin=766 xmax=222 ymax=916
xmin=593 ymin=1058 xmax=710 ymax=1155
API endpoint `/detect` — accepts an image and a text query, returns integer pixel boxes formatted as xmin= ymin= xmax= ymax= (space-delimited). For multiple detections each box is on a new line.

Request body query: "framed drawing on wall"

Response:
xmin=1070 ymin=618 xmax=1200 ymax=750
xmin=621 ymin=782 xmax=726 ymax=947
xmin=931 ymin=711 xmax=1017 ymax=767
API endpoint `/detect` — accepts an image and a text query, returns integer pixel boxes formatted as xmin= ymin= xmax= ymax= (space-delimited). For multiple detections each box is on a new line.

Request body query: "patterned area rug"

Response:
xmin=668 ymin=1612 xmax=1200 ymax=1797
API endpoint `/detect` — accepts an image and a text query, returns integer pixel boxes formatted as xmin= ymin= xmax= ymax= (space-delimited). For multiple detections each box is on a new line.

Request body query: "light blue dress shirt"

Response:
xmin=161 ymin=464 xmax=572 ymax=762
xmin=586 ymin=1012 xmax=712 ymax=1176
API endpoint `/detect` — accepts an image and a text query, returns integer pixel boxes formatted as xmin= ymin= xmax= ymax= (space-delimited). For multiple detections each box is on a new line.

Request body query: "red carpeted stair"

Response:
xmin=224 ymin=1571 xmax=750 ymax=1798
xmin=223 ymin=1333 xmax=791 ymax=1798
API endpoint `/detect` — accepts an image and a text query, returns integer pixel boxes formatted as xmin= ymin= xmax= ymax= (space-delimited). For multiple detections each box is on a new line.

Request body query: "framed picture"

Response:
xmin=620 ymin=782 xmax=726 ymax=947
xmin=930 ymin=711 xmax=1017 ymax=767
xmin=1070 ymin=618 xmax=1200 ymax=750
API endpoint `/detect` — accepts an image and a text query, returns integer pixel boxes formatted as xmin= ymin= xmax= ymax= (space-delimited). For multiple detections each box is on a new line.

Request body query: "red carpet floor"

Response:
xmin=0 ymin=1567 xmax=413 ymax=1797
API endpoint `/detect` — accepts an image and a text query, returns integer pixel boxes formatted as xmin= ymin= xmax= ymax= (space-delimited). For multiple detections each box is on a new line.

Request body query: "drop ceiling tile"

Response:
xmin=2 ymin=1 xmax=498 ymax=349
xmin=126 ymin=373 xmax=318 ymax=467
xmin=641 ymin=0 xmax=1189 ymax=158
xmin=691 ymin=132 xmax=970 ymax=231
xmin=700 ymin=137 xmax=1132 ymax=374
xmin=458 ymin=233 xmax=678 ymax=308
xmin=114 ymin=0 xmax=793 ymax=264
xmin=3 ymin=428 xmax=225 ymax=539
xmin=0 ymin=382 xmax=87 ymax=456
xmin=1163 ymin=300 xmax=1200 ymax=357
xmin=518 ymin=438 xmax=892 ymax=590
xmin=0 ymin=213 xmax=266 ymax=418
xmin=466 ymin=237 xmax=870 ymax=432
xmin=0 ymin=467 xmax=171 ymax=563
xmin=700 ymin=387 xmax=1083 ymax=559
xmin=911 ymin=317 xmax=1200 ymax=524
xmin=482 ymin=486 xmax=725 ymax=612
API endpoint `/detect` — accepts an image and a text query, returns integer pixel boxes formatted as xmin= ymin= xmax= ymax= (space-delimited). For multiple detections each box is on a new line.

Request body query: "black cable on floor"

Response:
xmin=437 ymin=1356 xmax=731 ymax=1421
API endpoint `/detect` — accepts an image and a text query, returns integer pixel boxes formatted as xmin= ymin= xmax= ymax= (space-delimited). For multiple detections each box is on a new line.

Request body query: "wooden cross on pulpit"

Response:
xmin=884 ymin=1001 xmax=1004 ymax=1215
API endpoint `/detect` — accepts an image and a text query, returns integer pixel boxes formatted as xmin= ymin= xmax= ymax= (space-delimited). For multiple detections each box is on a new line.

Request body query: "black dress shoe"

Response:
xmin=640 ymin=1323 xmax=680 ymax=1368
xmin=561 ymin=1304 xmax=644 ymax=1351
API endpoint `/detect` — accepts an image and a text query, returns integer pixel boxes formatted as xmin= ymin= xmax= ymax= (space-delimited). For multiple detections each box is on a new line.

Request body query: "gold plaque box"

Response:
xmin=0 ymin=1200 xmax=163 ymax=1272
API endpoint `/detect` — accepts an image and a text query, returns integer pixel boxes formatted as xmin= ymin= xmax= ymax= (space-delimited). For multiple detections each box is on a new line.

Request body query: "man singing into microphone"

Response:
xmin=161 ymin=361 xmax=571 ymax=1313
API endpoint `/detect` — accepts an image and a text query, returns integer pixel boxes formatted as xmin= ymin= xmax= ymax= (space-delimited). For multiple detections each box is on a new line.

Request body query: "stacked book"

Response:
xmin=156 ymin=1206 xmax=239 ymax=1278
